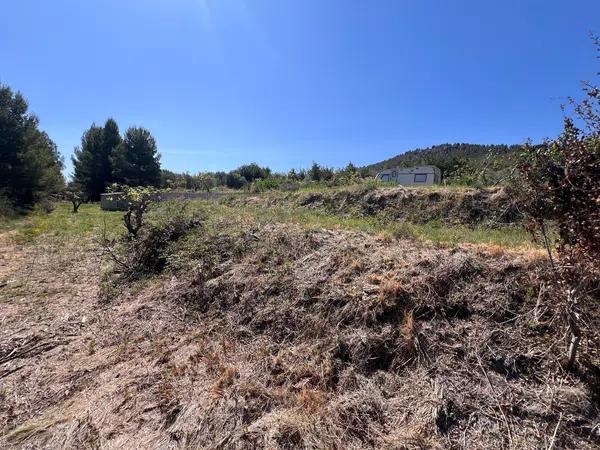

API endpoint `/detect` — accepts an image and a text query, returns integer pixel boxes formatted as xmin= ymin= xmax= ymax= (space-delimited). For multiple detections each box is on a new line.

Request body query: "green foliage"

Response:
xmin=251 ymin=178 xmax=280 ymax=193
xmin=64 ymin=183 xmax=87 ymax=213
xmin=73 ymin=120 xmax=160 ymax=198
xmin=344 ymin=161 xmax=358 ymax=174
xmin=121 ymin=214 xmax=203 ymax=278
xmin=160 ymin=169 xmax=180 ymax=189
xmin=364 ymin=143 xmax=520 ymax=185
xmin=0 ymin=84 xmax=65 ymax=209
xmin=158 ymin=161 xmax=371 ymax=193
xmin=516 ymin=39 xmax=600 ymax=370
xmin=203 ymin=203 xmax=533 ymax=249
xmin=0 ymin=194 xmax=17 ymax=222
xmin=226 ymin=171 xmax=247 ymax=189
xmin=196 ymin=173 xmax=216 ymax=192
xmin=237 ymin=163 xmax=271 ymax=183
xmin=124 ymin=186 xmax=157 ymax=236
xmin=102 ymin=118 xmax=122 ymax=158
xmin=72 ymin=119 xmax=120 ymax=201
xmin=309 ymin=162 xmax=322 ymax=181
xmin=111 ymin=127 xmax=161 ymax=188
xmin=160 ymin=170 xmax=216 ymax=192
xmin=518 ymin=123 xmax=599 ymax=270
xmin=117 ymin=186 xmax=159 ymax=236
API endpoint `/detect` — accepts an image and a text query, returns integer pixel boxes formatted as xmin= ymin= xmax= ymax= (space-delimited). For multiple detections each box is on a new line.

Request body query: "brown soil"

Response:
xmin=0 ymin=223 xmax=598 ymax=449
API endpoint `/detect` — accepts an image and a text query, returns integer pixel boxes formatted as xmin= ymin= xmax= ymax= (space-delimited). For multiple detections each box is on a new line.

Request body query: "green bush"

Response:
xmin=251 ymin=178 xmax=280 ymax=193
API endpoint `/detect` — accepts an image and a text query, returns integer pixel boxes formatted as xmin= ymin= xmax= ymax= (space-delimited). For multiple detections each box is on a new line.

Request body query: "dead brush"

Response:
xmin=361 ymin=275 xmax=410 ymax=324
xmin=269 ymin=345 xmax=338 ymax=390
xmin=203 ymin=345 xmax=225 ymax=375
xmin=101 ymin=215 xmax=203 ymax=281
xmin=350 ymin=259 xmax=365 ymax=273
xmin=212 ymin=365 xmax=239 ymax=390
xmin=296 ymin=386 xmax=328 ymax=413
xmin=395 ymin=310 xmax=427 ymax=369
xmin=342 ymin=329 xmax=398 ymax=374
xmin=157 ymin=379 xmax=178 ymax=411
xmin=378 ymin=278 xmax=405 ymax=303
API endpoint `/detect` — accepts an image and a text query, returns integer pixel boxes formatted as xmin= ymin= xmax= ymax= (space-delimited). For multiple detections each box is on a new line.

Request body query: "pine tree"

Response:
xmin=72 ymin=118 xmax=123 ymax=199
xmin=101 ymin=118 xmax=121 ymax=179
xmin=111 ymin=127 xmax=161 ymax=187
xmin=72 ymin=125 xmax=106 ymax=200
xmin=0 ymin=84 xmax=64 ymax=208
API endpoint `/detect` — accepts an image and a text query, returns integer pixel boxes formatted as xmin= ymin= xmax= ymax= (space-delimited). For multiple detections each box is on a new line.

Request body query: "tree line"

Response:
xmin=0 ymin=81 xmax=370 ymax=216
xmin=0 ymin=83 xmax=163 ymax=212
xmin=160 ymin=161 xmax=371 ymax=192
xmin=71 ymin=119 xmax=161 ymax=200
xmin=0 ymin=84 xmax=65 ymax=212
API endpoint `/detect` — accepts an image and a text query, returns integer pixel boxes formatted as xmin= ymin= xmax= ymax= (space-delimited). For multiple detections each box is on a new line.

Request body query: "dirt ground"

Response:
xmin=0 ymin=222 xmax=598 ymax=449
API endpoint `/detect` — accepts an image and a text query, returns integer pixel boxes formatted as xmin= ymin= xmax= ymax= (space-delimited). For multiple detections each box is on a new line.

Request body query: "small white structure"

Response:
xmin=375 ymin=165 xmax=441 ymax=186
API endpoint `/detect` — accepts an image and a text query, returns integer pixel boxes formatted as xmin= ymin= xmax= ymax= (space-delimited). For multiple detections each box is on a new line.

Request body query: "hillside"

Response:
xmin=364 ymin=143 xmax=522 ymax=181
xmin=226 ymin=184 xmax=523 ymax=228
xmin=1 ymin=199 xmax=599 ymax=449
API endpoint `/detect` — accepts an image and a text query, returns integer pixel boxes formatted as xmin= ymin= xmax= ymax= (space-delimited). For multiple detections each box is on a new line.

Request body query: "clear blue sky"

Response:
xmin=1 ymin=0 xmax=599 ymax=176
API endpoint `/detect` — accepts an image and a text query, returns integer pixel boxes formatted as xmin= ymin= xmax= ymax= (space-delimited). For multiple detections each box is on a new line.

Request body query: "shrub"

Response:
xmin=517 ymin=41 xmax=600 ymax=369
xmin=121 ymin=186 xmax=159 ymax=237
xmin=64 ymin=185 xmax=87 ymax=213
xmin=225 ymin=172 xmax=247 ymax=189
xmin=0 ymin=194 xmax=17 ymax=221
xmin=251 ymin=178 xmax=280 ymax=193
xmin=126 ymin=215 xmax=203 ymax=276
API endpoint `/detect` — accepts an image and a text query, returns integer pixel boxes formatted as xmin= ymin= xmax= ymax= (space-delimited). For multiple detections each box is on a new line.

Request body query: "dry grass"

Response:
xmin=0 ymin=206 xmax=598 ymax=449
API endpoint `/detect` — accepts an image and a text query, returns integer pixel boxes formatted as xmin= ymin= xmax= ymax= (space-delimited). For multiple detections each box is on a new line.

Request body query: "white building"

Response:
xmin=375 ymin=165 xmax=441 ymax=186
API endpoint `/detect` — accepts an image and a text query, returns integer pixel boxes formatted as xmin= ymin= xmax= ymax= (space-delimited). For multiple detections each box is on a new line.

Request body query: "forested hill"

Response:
xmin=364 ymin=143 xmax=521 ymax=175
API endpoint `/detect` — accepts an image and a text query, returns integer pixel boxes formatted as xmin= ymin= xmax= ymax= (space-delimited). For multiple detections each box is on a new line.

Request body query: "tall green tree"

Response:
xmin=72 ymin=125 xmax=106 ymax=200
xmin=237 ymin=163 xmax=271 ymax=182
xmin=111 ymin=127 xmax=161 ymax=187
xmin=0 ymin=84 xmax=64 ymax=208
xmin=72 ymin=118 xmax=121 ymax=200
xmin=309 ymin=162 xmax=322 ymax=181
xmin=102 ymin=118 xmax=121 ymax=172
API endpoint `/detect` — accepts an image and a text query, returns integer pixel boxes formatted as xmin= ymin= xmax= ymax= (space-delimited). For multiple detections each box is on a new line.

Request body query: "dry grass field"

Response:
xmin=0 ymin=193 xmax=598 ymax=449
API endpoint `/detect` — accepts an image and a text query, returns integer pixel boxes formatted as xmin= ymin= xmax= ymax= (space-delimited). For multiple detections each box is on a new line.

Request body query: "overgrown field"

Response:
xmin=222 ymin=184 xmax=523 ymax=227
xmin=0 ymin=199 xmax=598 ymax=449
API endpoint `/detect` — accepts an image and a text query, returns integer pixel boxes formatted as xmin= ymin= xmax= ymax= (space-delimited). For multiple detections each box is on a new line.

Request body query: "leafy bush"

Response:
xmin=225 ymin=172 xmax=247 ymax=189
xmin=125 ymin=215 xmax=203 ymax=276
xmin=121 ymin=186 xmax=159 ymax=237
xmin=251 ymin=178 xmax=280 ymax=193
xmin=63 ymin=184 xmax=87 ymax=213
xmin=517 ymin=41 xmax=600 ymax=369
xmin=237 ymin=163 xmax=271 ymax=182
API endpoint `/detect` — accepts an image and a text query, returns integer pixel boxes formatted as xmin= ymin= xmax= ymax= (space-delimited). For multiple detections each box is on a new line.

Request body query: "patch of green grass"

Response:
xmin=388 ymin=220 xmax=533 ymax=248
xmin=4 ymin=199 xmax=534 ymax=250
xmin=10 ymin=202 xmax=123 ymax=244
xmin=197 ymin=202 xmax=535 ymax=249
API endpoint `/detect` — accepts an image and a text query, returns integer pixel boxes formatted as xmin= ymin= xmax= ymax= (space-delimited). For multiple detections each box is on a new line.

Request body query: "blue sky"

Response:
xmin=1 ymin=0 xmax=599 ymax=176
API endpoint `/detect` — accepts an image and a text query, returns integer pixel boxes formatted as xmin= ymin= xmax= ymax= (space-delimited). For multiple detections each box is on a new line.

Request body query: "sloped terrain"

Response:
xmin=362 ymin=143 xmax=519 ymax=175
xmin=228 ymin=186 xmax=522 ymax=226
xmin=1 ymin=211 xmax=598 ymax=449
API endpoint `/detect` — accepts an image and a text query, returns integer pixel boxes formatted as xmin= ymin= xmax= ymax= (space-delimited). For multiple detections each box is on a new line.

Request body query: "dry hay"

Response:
xmin=0 ymin=221 xmax=598 ymax=449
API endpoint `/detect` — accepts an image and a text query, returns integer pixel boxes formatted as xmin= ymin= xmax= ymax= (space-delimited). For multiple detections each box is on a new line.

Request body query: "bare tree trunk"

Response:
xmin=539 ymin=219 xmax=555 ymax=269
xmin=565 ymin=289 xmax=581 ymax=371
